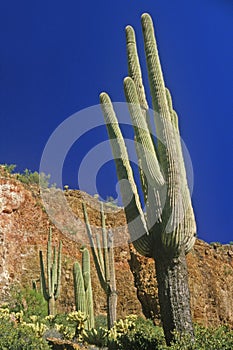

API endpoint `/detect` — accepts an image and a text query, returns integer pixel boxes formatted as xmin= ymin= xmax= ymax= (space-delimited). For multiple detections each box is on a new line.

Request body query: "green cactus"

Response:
xmin=73 ymin=261 xmax=86 ymax=314
xmin=73 ymin=247 xmax=95 ymax=330
xmin=82 ymin=202 xmax=117 ymax=330
xmin=100 ymin=13 xmax=196 ymax=345
xmin=39 ymin=227 xmax=62 ymax=316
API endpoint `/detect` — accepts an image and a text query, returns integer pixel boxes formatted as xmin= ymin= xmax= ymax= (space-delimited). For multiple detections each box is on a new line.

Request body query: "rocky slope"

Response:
xmin=0 ymin=171 xmax=232 ymax=328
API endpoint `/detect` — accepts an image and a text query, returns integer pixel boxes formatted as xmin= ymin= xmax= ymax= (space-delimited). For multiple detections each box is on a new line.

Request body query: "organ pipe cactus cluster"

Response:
xmin=100 ymin=13 xmax=196 ymax=345
xmin=39 ymin=227 xmax=62 ymax=316
xmin=82 ymin=202 xmax=117 ymax=329
xmin=73 ymin=247 xmax=95 ymax=330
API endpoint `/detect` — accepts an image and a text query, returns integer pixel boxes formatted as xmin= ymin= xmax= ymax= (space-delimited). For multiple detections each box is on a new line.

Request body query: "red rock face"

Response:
xmin=0 ymin=179 xmax=26 ymax=291
xmin=0 ymin=181 xmax=25 ymax=213
xmin=0 ymin=174 xmax=232 ymax=328
xmin=129 ymin=241 xmax=233 ymax=328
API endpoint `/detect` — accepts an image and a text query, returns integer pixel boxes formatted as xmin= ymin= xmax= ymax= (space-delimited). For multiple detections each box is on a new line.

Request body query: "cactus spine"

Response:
xmin=73 ymin=247 xmax=95 ymax=330
xmin=82 ymin=202 xmax=117 ymax=329
xmin=39 ymin=227 xmax=62 ymax=315
xmin=100 ymin=13 xmax=196 ymax=345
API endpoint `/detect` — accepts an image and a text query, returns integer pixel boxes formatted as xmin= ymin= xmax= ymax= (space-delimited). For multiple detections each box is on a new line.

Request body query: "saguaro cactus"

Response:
xmin=73 ymin=247 xmax=95 ymax=330
xmin=39 ymin=227 xmax=62 ymax=315
xmin=82 ymin=202 xmax=117 ymax=330
xmin=100 ymin=13 xmax=196 ymax=345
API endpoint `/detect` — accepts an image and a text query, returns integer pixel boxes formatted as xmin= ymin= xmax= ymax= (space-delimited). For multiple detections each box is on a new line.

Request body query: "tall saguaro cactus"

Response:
xmin=100 ymin=13 xmax=196 ymax=345
xmin=82 ymin=202 xmax=117 ymax=330
xmin=73 ymin=247 xmax=95 ymax=330
xmin=39 ymin=227 xmax=62 ymax=316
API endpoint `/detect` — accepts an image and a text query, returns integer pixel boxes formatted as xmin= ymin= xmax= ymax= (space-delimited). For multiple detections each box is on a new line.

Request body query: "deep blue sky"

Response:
xmin=0 ymin=1 xmax=232 ymax=243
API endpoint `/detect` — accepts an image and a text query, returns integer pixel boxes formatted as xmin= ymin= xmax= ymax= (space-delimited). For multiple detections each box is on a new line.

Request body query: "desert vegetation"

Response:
xmin=1 ymin=301 xmax=233 ymax=349
xmin=1 ymin=11 xmax=232 ymax=350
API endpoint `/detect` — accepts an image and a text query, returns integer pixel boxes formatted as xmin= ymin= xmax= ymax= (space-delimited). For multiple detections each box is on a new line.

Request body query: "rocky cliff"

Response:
xmin=0 ymin=172 xmax=232 ymax=328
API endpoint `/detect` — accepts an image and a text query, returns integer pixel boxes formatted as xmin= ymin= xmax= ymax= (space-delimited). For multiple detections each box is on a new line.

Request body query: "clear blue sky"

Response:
xmin=0 ymin=0 xmax=232 ymax=243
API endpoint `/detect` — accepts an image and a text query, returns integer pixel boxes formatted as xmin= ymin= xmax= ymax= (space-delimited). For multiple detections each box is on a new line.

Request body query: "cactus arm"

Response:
xmin=132 ymin=234 xmax=154 ymax=257
xmin=47 ymin=228 xmax=52 ymax=297
xmin=95 ymin=232 xmax=105 ymax=275
xmin=126 ymin=20 xmax=161 ymax=162
xmin=126 ymin=25 xmax=148 ymax=112
xmin=165 ymin=88 xmax=174 ymax=118
xmin=165 ymin=88 xmax=179 ymax=131
xmin=183 ymin=209 xmax=196 ymax=253
xmin=171 ymin=110 xmax=179 ymax=131
xmin=126 ymin=25 xmax=157 ymax=202
xmin=100 ymin=92 xmax=146 ymax=221
xmin=100 ymin=92 xmax=152 ymax=251
xmin=165 ymin=88 xmax=196 ymax=253
xmin=82 ymin=247 xmax=91 ymax=290
xmin=39 ymin=250 xmax=49 ymax=301
xmin=107 ymin=230 xmax=116 ymax=290
xmin=124 ymin=77 xmax=165 ymax=230
xmin=141 ymin=14 xmax=171 ymax=120
xmin=126 ymin=25 xmax=154 ymax=140
xmin=134 ymin=140 xmax=148 ymax=204
xmin=124 ymin=77 xmax=165 ymax=188
xmin=170 ymin=117 xmax=196 ymax=254
xmin=141 ymin=14 xmax=194 ymax=253
xmin=100 ymin=92 xmax=153 ymax=256
xmin=51 ymin=246 xmax=57 ymax=296
xmin=82 ymin=203 xmax=108 ymax=291
xmin=141 ymin=12 xmax=178 ymax=181
xmin=101 ymin=202 xmax=110 ymax=282
xmin=54 ymin=240 xmax=62 ymax=299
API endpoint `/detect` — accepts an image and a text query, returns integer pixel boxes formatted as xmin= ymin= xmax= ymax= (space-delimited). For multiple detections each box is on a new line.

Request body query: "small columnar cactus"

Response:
xmin=100 ymin=13 xmax=196 ymax=345
xmin=82 ymin=201 xmax=117 ymax=329
xmin=73 ymin=247 xmax=95 ymax=330
xmin=39 ymin=227 xmax=62 ymax=316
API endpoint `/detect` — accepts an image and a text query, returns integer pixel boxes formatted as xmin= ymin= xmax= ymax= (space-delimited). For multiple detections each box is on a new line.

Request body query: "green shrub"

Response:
xmin=106 ymin=316 xmax=233 ymax=350
xmin=165 ymin=324 xmax=233 ymax=350
xmin=0 ymin=317 xmax=51 ymax=350
xmin=7 ymin=286 xmax=47 ymax=322
xmin=16 ymin=169 xmax=50 ymax=186
xmin=67 ymin=310 xmax=87 ymax=340
xmin=95 ymin=314 xmax=108 ymax=329
xmin=108 ymin=315 xmax=165 ymax=350
xmin=43 ymin=311 xmax=88 ymax=341
xmin=1 ymin=164 xmax=17 ymax=174
xmin=83 ymin=327 xmax=108 ymax=347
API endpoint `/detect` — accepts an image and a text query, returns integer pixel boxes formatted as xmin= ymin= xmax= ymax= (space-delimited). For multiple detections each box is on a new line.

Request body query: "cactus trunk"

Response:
xmin=107 ymin=290 xmax=117 ymax=329
xmin=155 ymin=248 xmax=194 ymax=345
xmin=106 ymin=230 xmax=117 ymax=329
xmin=48 ymin=295 xmax=55 ymax=316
